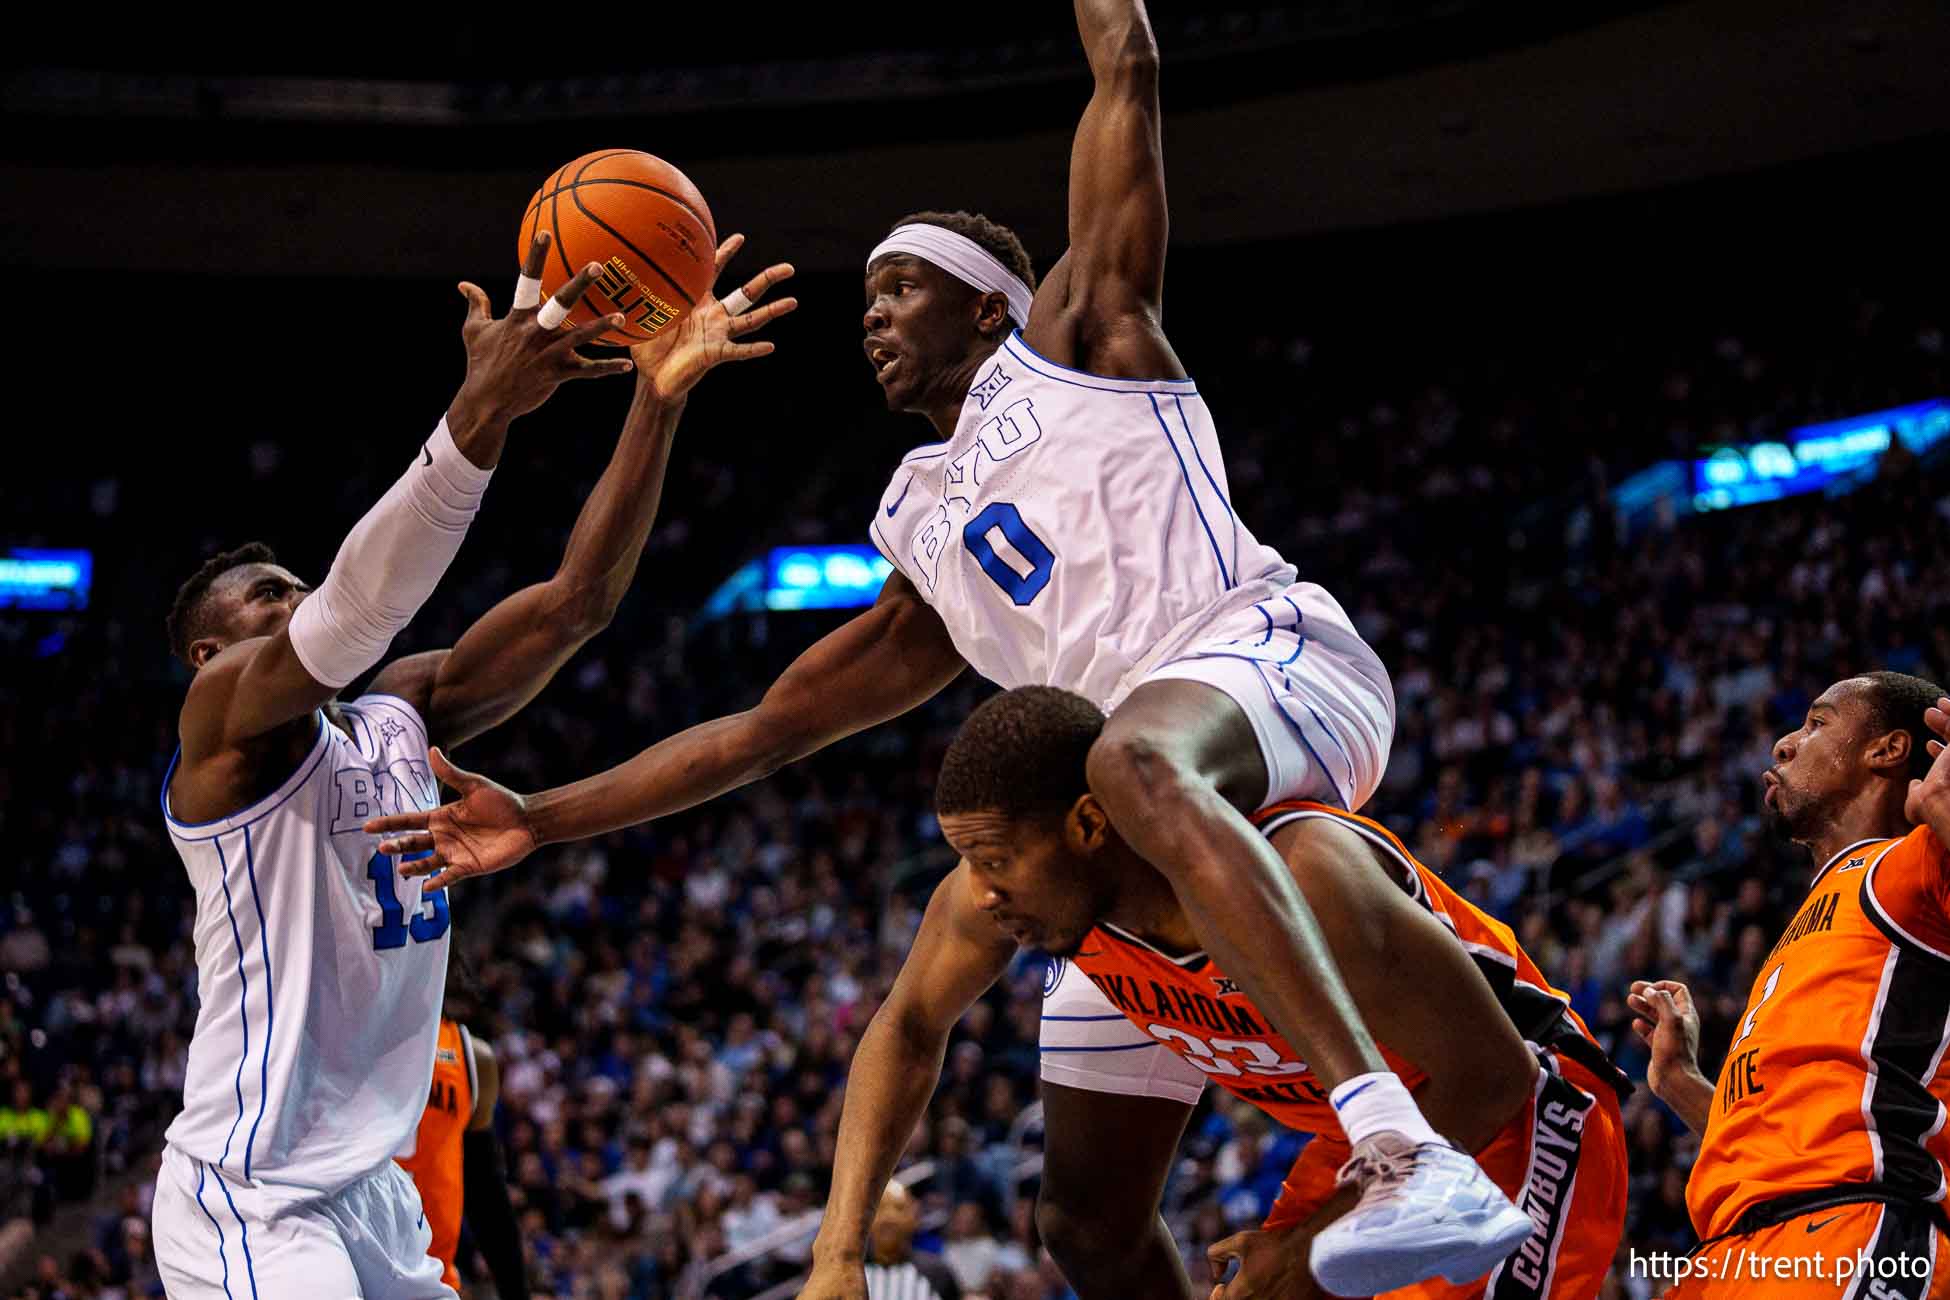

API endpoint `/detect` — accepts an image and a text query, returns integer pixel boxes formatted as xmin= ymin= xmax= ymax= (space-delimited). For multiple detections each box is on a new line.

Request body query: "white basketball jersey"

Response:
xmin=870 ymin=331 xmax=1296 ymax=707
xmin=162 ymin=694 xmax=449 ymax=1203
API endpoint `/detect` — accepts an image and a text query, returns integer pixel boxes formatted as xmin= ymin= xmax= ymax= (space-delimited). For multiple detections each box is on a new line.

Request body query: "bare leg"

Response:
xmin=1036 ymin=1081 xmax=1195 ymax=1300
xmin=1085 ymin=678 xmax=1388 ymax=1089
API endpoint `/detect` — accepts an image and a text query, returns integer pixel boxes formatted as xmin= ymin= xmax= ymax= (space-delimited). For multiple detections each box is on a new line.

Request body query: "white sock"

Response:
xmin=1330 ymin=1071 xmax=1443 ymax=1147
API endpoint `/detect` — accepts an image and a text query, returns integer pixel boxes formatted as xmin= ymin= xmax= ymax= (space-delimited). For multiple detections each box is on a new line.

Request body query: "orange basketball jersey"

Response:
xmin=398 ymin=1018 xmax=476 ymax=1294
xmin=1688 ymin=828 xmax=1950 ymax=1240
xmin=1070 ymin=802 xmax=1610 ymax=1139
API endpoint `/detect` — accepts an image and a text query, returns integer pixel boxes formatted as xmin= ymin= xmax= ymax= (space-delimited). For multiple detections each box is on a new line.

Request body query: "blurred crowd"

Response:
xmin=1 ymin=268 xmax=1944 ymax=1300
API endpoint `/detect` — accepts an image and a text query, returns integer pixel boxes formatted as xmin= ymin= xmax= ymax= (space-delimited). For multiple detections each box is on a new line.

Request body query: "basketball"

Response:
xmin=518 ymin=149 xmax=718 ymax=347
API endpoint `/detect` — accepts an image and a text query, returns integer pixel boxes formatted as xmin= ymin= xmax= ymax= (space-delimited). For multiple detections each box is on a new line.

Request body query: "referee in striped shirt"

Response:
xmin=865 ymin=1180 xmax=963 ymax=1300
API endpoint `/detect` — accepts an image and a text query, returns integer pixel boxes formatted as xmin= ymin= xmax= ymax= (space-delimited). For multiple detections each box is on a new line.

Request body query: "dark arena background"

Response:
xmin=3 ymin=3 xmax=1949 ymax=1297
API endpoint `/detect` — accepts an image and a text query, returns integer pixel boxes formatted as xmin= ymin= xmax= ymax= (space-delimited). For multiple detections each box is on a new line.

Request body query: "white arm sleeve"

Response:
xmin=287 ymin=418 xmax=495 ymax=688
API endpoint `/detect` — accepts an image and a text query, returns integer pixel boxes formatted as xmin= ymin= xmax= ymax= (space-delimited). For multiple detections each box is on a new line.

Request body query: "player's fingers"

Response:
xmin=712 ymin=232 xmax=746 ymax=279
xmin=379 ymin=832 xmax=436 ymax=858
xmin=422 ymin=866 xmax=460 ymax=891
xmin=1206 ymin=1233 xmax=1247 ymax=1282
xmin=362 ymin=811 xmax=430 ymax=836
xmin=557 ymin=313 xmax=626 ymax=350
xmin=726 ymin=297 xmax=798 ymax=338
xmin=401 ymin=854 xmax=450 ymax=880
xmin=428 ymin=745 xmax=478 ymax=792
xmin=717 ymin=340 xmax=777 ymax=364
xmin=541 ymin=261 xmax=606 ymax=326
xmin=521 ymin=229 xmax=553 ymax=282
xmin=1632 ymin=1018 xmax=1654 ymax=1042
xmin=458 ymin=281 xmax=493 ymax=326
xmin=561 ymin=355 xmax=637 ymax=380
xmin=400 ymin=851 xmax=451 ymax=879
xmin=737 ymin=261 xmax=796 ymax=304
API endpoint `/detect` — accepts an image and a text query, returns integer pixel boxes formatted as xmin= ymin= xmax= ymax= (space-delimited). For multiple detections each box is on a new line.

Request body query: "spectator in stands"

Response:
xmin=941 ymin=1201 xmax=1001 ymax=1295
xmin=2 ymin=267 xmax=1944 ymax=1297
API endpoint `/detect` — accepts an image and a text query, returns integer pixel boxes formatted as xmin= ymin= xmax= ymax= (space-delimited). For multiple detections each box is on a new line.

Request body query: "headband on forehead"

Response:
xmin=867 ymin=224 xmax=1033 ymax=329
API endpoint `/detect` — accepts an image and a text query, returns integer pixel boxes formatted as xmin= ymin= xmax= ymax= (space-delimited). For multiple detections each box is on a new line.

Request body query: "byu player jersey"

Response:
xmin=161 ymin=694 xmax=450 ymax=1202
xmin=870 ymin=331 xmax=1296 ymax=708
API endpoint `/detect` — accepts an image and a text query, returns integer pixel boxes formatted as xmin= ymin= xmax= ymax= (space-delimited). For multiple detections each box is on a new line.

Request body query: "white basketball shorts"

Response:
xmin=153 ymin=1144 xmax=455 ymax=1300
xmin=1141 ymin=580 xmax=1394 ymax=815
xmin=1041 ymin=580 xmax=1395 ymax=1103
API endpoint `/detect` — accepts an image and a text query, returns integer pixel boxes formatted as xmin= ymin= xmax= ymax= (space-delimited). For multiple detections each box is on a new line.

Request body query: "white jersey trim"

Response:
xmin=1001 ymin=331 xmax=1197 ymax=395
xmin=162 ymin=713 xmax=333 ymax=841
xmin=1858 ymin=945 xmax=1901 ymax=1183
xmin=1099 ymin=921 xmax=1207 ymax=967
xmin=1256 ymin=807 xmax=1424 ymax=903
xmin=1810 ymin=837 xmax=1897 ymax=890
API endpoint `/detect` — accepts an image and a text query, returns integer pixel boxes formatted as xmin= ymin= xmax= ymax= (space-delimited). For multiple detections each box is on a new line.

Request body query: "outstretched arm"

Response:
xmin=1025 ymin=0 xmax=1181 ymax=378
xmin=367 ymin=571 xmax=965 ymax=888
xmin=1065 ymin=0 xmax=1167 ymax=316
xmin=175 ymin=240 xmax=623 ymax=817
xmin=370 ymin=238 xmax=797 ymax=751
xmin=800 ymin=867 xmax=1017 ymax=1298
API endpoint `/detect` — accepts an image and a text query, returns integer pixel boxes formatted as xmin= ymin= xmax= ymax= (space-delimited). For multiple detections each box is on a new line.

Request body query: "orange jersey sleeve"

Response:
xmin=1864 ymin=825 xmax=1950 ymax=957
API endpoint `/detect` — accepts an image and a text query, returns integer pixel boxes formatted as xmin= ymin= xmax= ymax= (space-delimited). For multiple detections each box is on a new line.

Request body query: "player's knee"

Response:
xmin=1085 ymin=726 xmax=1197 ymax=819
xmin=1036 ymin=1190 xmax=1104 ymax=1275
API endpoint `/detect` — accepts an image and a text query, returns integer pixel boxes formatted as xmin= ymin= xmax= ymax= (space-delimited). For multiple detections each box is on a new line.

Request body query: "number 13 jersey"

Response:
xmin=161 ymin=694 xmax=450 ymax=1204
xmin=869 ymin=330 xmax=1295 ymax=709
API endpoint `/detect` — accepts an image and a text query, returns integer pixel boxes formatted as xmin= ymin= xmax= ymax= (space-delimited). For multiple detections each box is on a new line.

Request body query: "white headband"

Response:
xmin=867 ymin=224 xmax=1032 ymax=328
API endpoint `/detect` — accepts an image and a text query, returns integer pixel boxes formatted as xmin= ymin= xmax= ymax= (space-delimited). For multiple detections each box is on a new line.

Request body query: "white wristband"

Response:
xmin=536 ymin=297 xmax=570 ymax=330
xmin=513 ymin=273 xmax=543 ymax=311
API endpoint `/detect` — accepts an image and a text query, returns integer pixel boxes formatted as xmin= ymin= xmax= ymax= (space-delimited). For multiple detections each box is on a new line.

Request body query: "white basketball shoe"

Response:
xmin=1308 ymin=1133 xmax=1536 ymax=1296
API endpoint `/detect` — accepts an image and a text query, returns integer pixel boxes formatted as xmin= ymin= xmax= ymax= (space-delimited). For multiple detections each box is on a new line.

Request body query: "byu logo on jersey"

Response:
xmin=330 ymin=759 xmax=435 ymax=834
xmin=909 ymin=399 xmax=1046 ymax=593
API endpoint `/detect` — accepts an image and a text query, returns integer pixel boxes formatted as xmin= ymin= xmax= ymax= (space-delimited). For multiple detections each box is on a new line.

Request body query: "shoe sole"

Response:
xmin=1312 ymin=1207 xmax=1536 ymax=1295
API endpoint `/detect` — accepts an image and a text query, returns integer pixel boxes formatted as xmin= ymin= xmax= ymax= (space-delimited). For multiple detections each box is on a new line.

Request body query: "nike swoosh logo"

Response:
xmin=886 ymin=474 xmax=914 ymax=517
xmin=1333 ymin=1080 xmax=1377 ymax=1110
xmin=421 ymin=443 xmax=432 ymax=467
xmin=1805 ymin=1214 xmax=1842 ymax=1233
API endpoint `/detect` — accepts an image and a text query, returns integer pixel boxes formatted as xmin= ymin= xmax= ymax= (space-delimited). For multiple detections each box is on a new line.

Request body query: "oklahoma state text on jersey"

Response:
xmin=1689 ymin=828 xmax=1950 ymax=1240
xmin=1071 ymin=802 xmax=1601 ymax=1137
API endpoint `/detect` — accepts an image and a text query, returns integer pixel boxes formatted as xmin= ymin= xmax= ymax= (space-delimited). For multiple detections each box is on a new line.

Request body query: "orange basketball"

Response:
xmin=518 ymin=150 xmax=717 ymax=347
